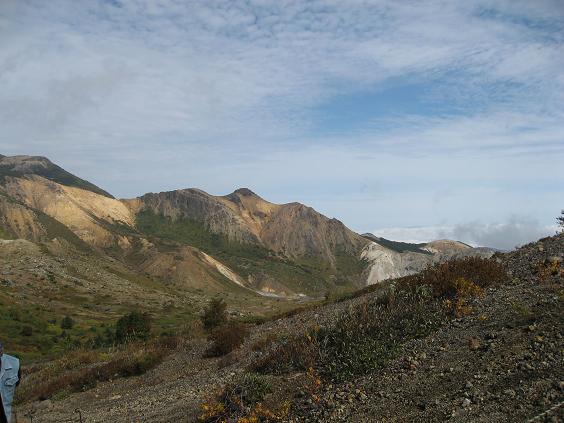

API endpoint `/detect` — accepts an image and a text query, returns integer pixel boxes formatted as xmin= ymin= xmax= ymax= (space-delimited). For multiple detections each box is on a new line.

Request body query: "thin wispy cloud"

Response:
xmin=0 ymin=0 xmax=562 ymax=247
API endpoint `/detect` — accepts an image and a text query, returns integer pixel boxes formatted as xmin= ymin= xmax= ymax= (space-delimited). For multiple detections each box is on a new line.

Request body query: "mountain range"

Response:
xmin=0 ymin=154 xmax=494 ymax=300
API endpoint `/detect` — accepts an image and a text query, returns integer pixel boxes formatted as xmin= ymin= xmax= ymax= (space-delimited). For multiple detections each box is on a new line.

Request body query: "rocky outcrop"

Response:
xmin=132 ymin=188 xmax=262 ymax=245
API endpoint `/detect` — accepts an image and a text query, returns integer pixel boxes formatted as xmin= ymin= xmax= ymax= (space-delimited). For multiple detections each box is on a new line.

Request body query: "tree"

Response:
xmin=558 ymin=210 xmax=564 ymax=230
xmin=60 ymin=315 xmax=74 ymax=330
xmin=115 ymin=311 xmax=152 ymax=343
xmin=201 ymin=297 xmax=228 ymax=332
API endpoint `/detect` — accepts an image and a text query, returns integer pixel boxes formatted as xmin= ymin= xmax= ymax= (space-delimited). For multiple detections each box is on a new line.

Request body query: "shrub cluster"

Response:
xmin=201 ymin=298 xmax=250 ymax=357
xmin=206 ymin=322 xmax=249 ymax=357
xmin=253 ymin=257 xmax=508 ymax=382
xmin=201 ymin=297 xmax=228 ymax=331
xmin=115 ymin=311 xmax=152 ymax=343
xmin=398 ymin=257 xmax=506 ymax=297
xmin=200 ymin=372 xmax=290 ymax=423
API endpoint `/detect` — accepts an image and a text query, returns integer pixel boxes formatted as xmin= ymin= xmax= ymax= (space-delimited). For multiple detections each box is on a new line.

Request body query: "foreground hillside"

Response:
xmin=17 ymin=233 xmax=563 ymax=422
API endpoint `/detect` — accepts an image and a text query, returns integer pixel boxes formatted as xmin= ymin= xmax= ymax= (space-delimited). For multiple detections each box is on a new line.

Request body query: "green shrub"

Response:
xmin=60 ymin=315 xmax=74 ymax=330
xmin=20 ymin=325 xmax=33 ymax=336
xmin=115 ymin=311 xmax=152 ymax=343
xmin=206 ymin=322 xmax=249 ymax=357
xmin=201 ymin=297 xmax=228 ymax=332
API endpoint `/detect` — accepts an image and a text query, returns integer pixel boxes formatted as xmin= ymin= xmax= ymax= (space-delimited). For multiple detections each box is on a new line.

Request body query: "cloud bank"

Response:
xmin=374 ymin=217 xmax=559 ymax=250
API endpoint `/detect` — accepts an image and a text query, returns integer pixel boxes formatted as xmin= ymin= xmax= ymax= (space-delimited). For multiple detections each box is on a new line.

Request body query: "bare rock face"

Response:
xmin=260 ymin=203 xmax=367 ymax=262
xmin=133 ymin=188 xmax=368 ymax=264
xmin=0 ymin=195 xmax=48 ymax=241
xmin=362 ymin=235 xmax=496 ymax=285
xmin=134 ymin=188 xmax=263 ymax=245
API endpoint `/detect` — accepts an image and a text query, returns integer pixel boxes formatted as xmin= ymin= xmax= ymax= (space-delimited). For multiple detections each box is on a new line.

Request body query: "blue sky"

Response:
xmin=1 ymin=0 xmax=563 ymax=249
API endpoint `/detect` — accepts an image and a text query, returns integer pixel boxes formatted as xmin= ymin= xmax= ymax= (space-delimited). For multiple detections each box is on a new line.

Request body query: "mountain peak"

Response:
xmin=232 ymin=187 xmax=259 ymax=197
xmin=224 ymin=188 xmax=267 ymax=205
xmin=0 ymin=155 xmax=53 ymax=172
xmin=0 ymin=154 xmax=114 ymax=198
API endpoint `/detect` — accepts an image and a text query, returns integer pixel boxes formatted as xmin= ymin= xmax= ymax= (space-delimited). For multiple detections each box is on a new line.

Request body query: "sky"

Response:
xmin=0 ymin=0 xmax=563 ymax=250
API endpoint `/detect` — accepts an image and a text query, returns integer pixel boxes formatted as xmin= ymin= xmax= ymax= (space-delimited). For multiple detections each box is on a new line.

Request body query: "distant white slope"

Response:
xmin=361 ymin=234 xmax=495 ymax=285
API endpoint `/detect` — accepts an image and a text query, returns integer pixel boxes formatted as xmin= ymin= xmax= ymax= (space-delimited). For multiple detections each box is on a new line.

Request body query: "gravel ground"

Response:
xmin=16 ymin=233 xmax=563 ymax=422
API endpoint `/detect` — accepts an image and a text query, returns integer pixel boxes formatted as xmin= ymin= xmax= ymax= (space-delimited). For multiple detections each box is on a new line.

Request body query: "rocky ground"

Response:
xmin=289 ymin=233 xmax=564 ymax=422
xmin=15 ymin=233 xmax=563 ymax=422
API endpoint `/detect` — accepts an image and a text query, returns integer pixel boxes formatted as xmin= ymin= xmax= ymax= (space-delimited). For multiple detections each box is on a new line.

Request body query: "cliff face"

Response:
xmin=132 ymin=188 xmax=368 ymax=264
xmin=131 ymin=188 xmax=263 ymax=246
xmin=260 ymin=202 xmax=367 ymax=262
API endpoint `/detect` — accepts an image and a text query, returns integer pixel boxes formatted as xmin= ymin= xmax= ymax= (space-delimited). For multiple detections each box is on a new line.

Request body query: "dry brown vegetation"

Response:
xmin=206 ymin=322 xmax=250 ymax=357
xmin=202 ymin=257 xmax=509 ymax=421
xmin=16 ymin=336 xmax=181 ymax=403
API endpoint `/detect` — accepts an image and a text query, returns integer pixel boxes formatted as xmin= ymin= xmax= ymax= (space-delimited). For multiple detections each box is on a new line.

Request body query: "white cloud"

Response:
xmin=373 ymin=218 xmax=559 ymax=250
xmin=0 ymin=0 xmax=562 ymax=234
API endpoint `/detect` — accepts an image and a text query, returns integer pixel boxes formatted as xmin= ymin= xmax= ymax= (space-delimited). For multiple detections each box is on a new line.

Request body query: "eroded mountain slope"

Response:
xmin=362 ymin=234 xmax=495 ymax=284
